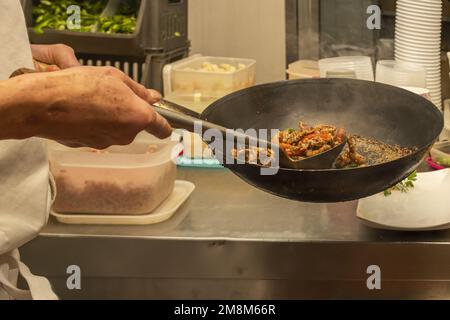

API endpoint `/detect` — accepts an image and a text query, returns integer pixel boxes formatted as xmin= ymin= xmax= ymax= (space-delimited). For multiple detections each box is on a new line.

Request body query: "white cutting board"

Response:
xmin=357 ymin=169 xmax=450 ymax=231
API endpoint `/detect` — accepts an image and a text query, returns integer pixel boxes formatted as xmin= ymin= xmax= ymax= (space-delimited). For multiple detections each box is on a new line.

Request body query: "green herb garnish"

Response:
xmin=384 ymin=170 xmax=417 ymax=196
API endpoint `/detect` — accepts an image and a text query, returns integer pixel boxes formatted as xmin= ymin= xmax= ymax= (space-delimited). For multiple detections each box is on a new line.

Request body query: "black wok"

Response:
xmin=190 ymin=78 xmax=442 ymax=203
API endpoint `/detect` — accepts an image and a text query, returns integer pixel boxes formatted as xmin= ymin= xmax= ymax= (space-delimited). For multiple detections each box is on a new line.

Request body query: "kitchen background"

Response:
xmin=189 ymin=0 xmax=450 ymax=99
xmin=20 ymin=0 xmax=450 ymax=100
xmin=16 ymin=0 xmax=450 ymax=300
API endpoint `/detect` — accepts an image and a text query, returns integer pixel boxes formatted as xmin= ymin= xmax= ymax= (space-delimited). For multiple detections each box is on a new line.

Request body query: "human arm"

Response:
xmin=0 ymin=66 xmax=171 ymax=148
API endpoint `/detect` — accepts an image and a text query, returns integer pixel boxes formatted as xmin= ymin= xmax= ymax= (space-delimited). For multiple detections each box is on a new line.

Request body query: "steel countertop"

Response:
xmin=40 ymin=165 xmax=450 ymax=243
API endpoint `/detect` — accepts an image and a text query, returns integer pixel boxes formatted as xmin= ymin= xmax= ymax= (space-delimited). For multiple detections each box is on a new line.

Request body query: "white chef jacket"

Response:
xmin=0 ymin=0 xmax=57 ymax=300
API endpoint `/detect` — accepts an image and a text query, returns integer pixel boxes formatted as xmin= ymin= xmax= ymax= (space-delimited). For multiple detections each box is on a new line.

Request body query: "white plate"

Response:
xmin=357 ymin=170 xmax=450 ymax=231
xmin=51 ymin=180 xmax=195 ymax=225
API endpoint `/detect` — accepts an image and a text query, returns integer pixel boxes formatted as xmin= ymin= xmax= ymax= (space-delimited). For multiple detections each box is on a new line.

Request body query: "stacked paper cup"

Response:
xmin=394 ymin=0 xmax=443 ymax=109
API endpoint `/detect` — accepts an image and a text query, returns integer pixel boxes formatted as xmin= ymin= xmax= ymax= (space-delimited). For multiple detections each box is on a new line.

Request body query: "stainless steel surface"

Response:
xmin=20 ymin=167 xmax=450 ymax=299
xmin=38 ymin=166 xmax=450 ymax=242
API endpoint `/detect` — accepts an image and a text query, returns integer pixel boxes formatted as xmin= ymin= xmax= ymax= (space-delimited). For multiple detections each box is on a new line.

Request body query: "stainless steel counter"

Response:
xmin=20 ymin=167 xmax=450 ymax=299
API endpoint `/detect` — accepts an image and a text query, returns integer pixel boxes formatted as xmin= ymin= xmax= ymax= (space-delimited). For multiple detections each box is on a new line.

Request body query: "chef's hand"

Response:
xmin=31 ymin=44 xmax=80 ymax=71
xmin=5 ymin=66 xmax=171 ymax=149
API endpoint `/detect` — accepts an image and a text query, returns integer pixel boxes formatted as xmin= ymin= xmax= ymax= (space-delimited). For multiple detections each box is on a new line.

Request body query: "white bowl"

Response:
xmin=396 ymin=10 xmax=443 ymax=19
xmin=397 ymin=1 xmax=442 ymax=9
xmin=397 ymin=6 xmax=442 ymax=14
xmin=398 ymin=2 xmax=442 ymax=8
xmin=396 ymin=11 xmax=442 ymax=20
xmin=395 ymin=35 xmax=441 ymax=45
xmin=394 ymin=30 xmax=441 ymax=42
xmin=395 ymin=19 xmax=442 ymax=29
xmin=395 ymin=20 xmax=442 ymax=29
xmin=395 ymin=54 xmax=441 ymax=62
xmin=395 ymin=41 xmax=441 ymax=51
xmin=395 ymin=40 xmax=442 ymax=50
xmin=395 ymin=52 xmax=441 ymax=60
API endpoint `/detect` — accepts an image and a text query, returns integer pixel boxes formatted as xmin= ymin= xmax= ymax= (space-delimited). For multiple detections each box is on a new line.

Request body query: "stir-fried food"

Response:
xmin=335 ymin=135 xmax=416 ymax=169
xmin=278 ymin=122 xmax=345 ymax=160
xmin=231 ymin=147 xmax=274 ymax=167
xmin=334 ymin=135 xmax=366 ymax=168
xmin=230 ymin=120 xmax=416 ymax=169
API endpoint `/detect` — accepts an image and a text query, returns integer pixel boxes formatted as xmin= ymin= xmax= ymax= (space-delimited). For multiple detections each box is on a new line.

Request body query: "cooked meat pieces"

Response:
xmin=278 ymin=123 xmax=343 ymax=160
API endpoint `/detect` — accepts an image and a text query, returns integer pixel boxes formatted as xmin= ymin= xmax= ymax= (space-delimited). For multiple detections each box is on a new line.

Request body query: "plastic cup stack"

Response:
xmin=394 ymin=0 xmax=443 ymax=109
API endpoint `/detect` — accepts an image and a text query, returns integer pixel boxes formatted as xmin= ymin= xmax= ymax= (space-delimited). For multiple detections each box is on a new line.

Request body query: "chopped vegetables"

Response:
xmin=384 ymin=171 xmax=417 ymax=196
xmin=32 ymin=0 xmax=140 ymax=34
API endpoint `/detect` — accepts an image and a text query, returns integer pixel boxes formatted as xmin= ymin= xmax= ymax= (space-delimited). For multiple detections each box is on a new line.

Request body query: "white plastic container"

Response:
xmin=376 ymin=60 xmax=427 ymax=88
xmin=165 ymin=55 xmax=256 ymax=97
xmin=319 ymin=56 xmax=374 ymax=81
xmin=48 ymin=132 xmax=180 ymax=215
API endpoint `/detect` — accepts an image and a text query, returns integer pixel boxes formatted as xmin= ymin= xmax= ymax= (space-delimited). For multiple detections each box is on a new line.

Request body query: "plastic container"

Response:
xmin=286 ymin=60 xmax=320 ymax=80
xmin=376 ymin=60 xmax=427 ymax=88
xmin=325 ymin=68 xmax=357 ymax=79
xmin=23 ymin=0 xmax=188 ymax=56
xmin=166 ymin=55 xmax=256 ymax=97
xmin=319 ymin=56 xmax=374 ymax=81
xmin=430 ymin=141 xmax=450 ymax=168
xmin=48 ymin=132 xmax=181 ymax=215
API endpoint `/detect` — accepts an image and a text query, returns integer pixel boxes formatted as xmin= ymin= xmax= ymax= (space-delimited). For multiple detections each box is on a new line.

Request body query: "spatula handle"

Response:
xmin=152 ymin=105 xmax=228 ymax=137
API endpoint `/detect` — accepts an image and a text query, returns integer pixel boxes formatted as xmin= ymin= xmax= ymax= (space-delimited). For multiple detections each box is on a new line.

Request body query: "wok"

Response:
xmin=174 ymin=78 xmax=443 ymax=203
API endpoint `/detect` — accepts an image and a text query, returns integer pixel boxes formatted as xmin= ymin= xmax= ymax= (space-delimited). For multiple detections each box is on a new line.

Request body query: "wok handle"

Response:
xmin=157 ymin=99 xmax=201 ymax=118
